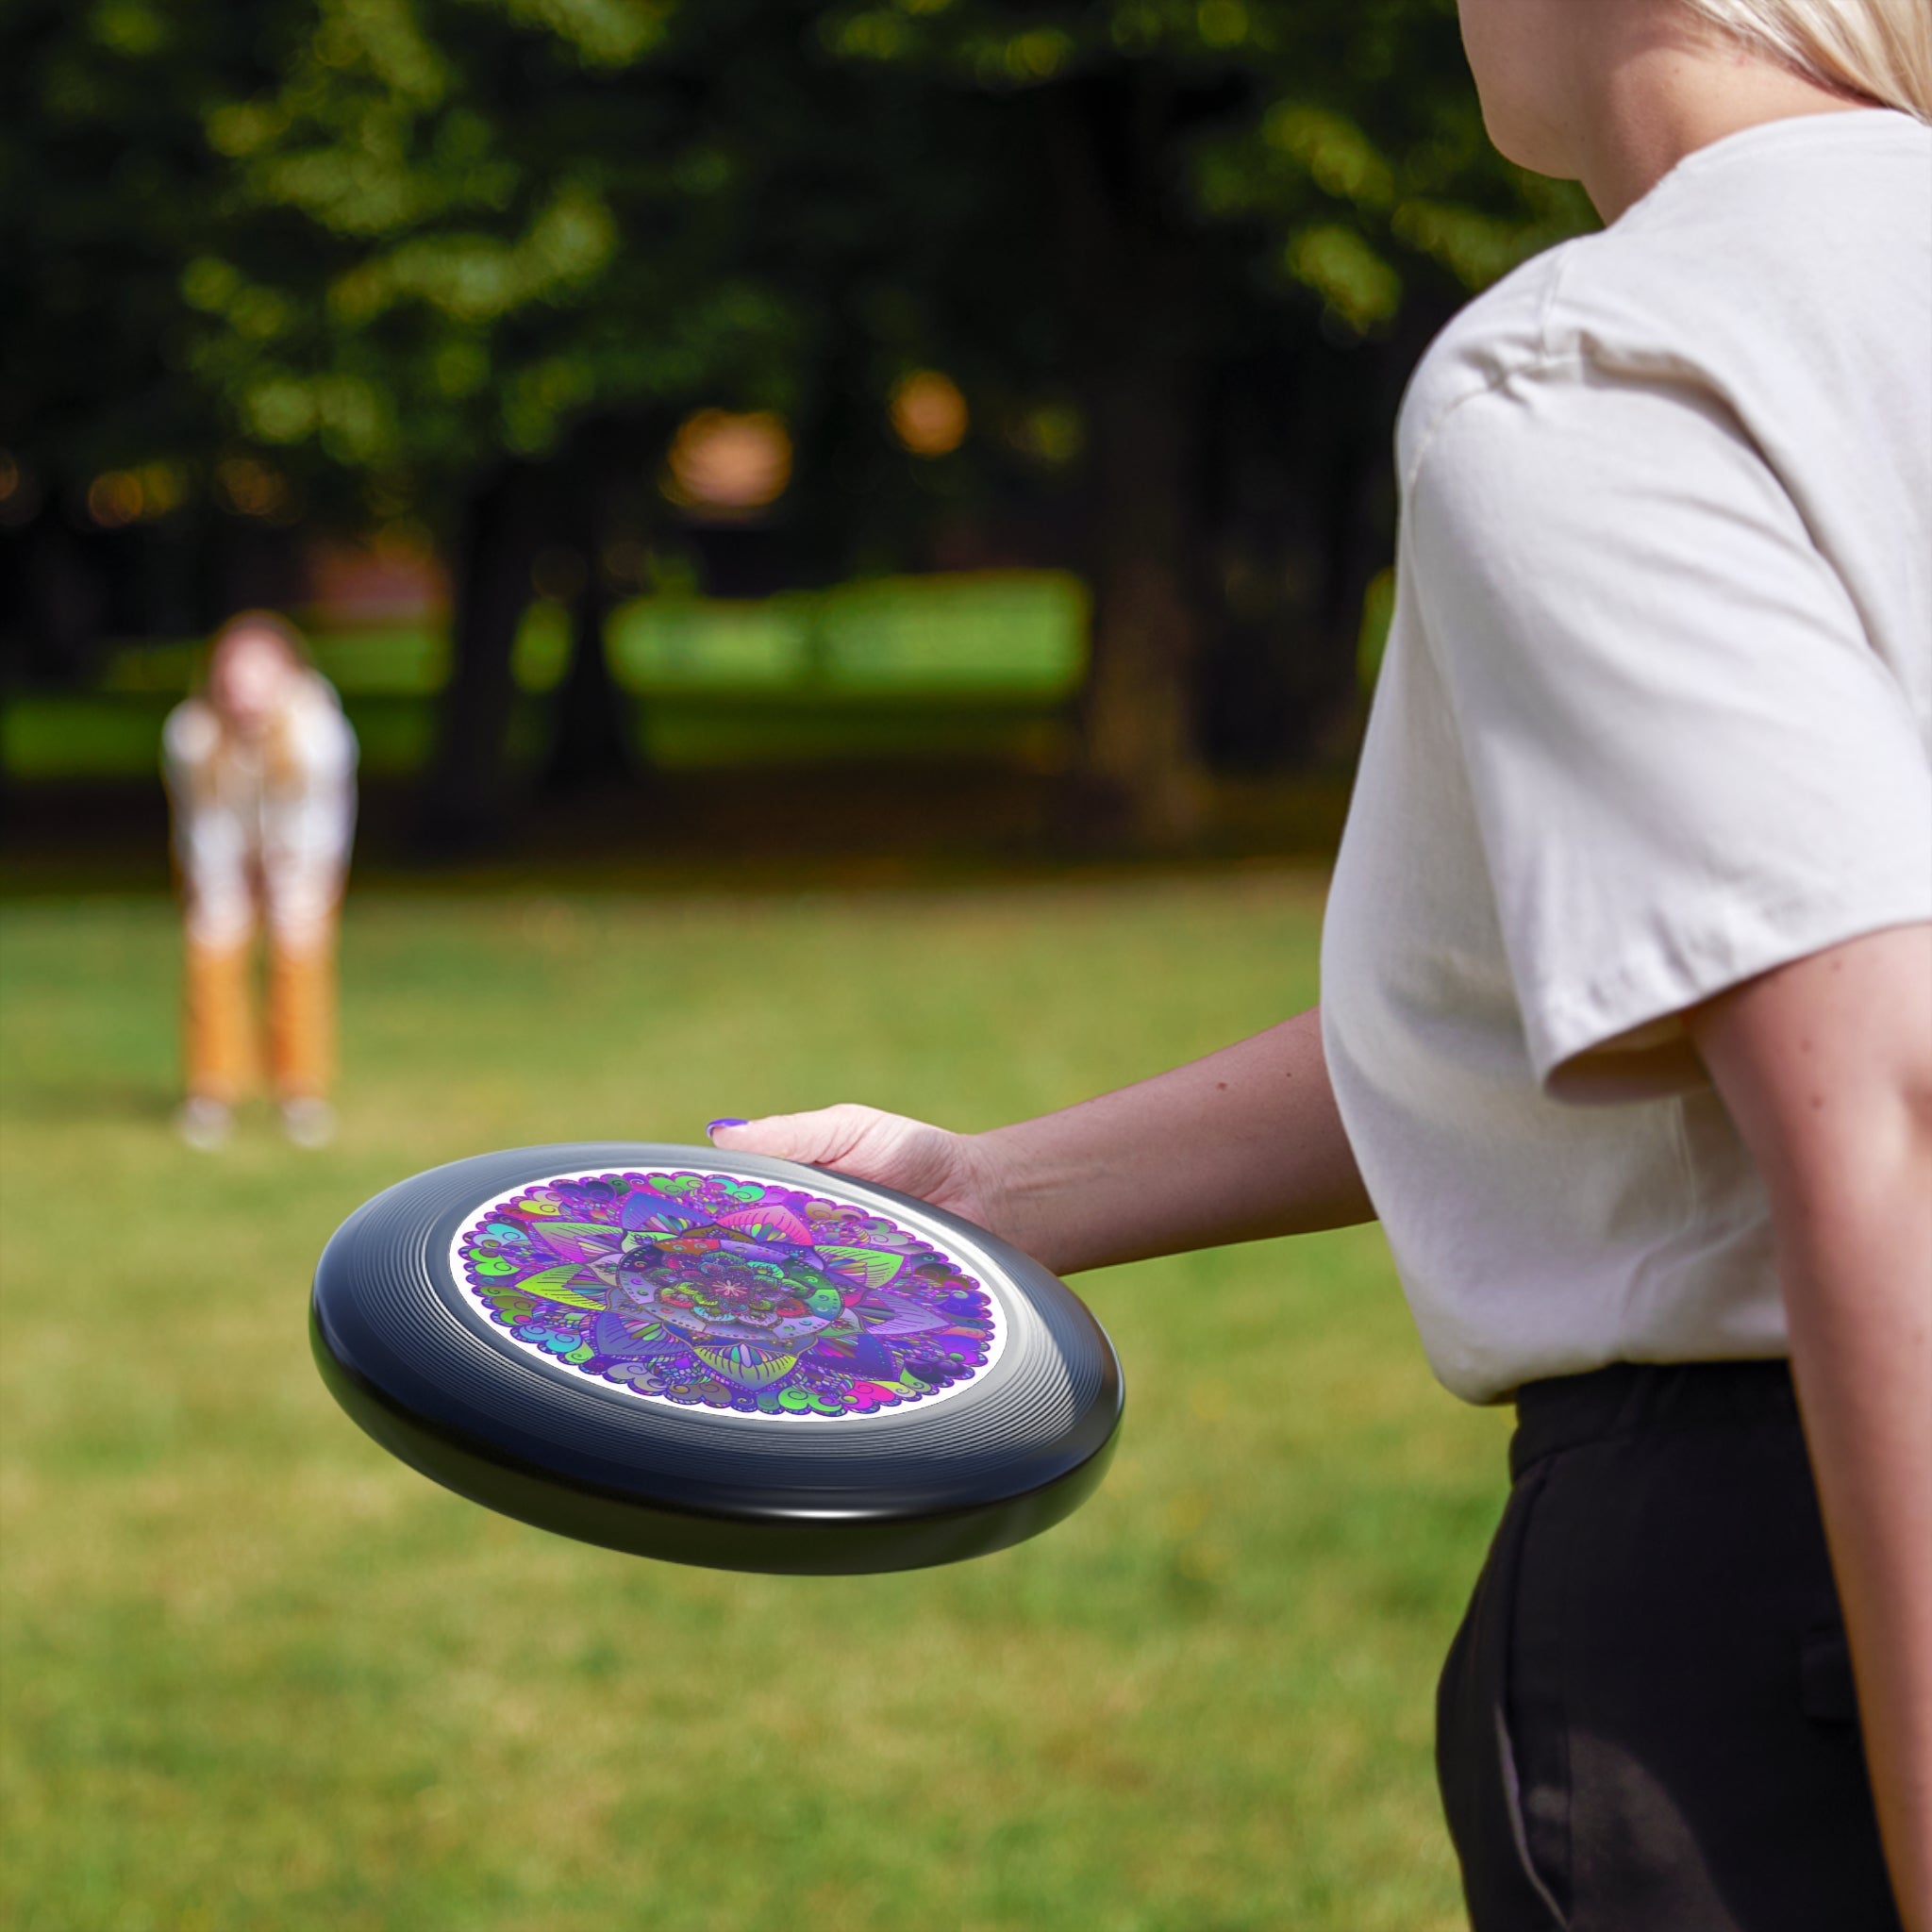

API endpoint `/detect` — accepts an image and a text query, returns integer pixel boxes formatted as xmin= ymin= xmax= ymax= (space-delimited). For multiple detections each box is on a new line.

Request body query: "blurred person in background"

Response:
xmin=163 ymin=611 xmax=358 ymax=1151
xmin=712 ymin=0 xmax=1932 ymax=1926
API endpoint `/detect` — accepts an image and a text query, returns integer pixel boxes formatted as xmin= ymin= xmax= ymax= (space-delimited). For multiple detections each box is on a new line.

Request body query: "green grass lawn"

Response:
xmin=0 ymin=875 xmax=1507 ymax=1932
xmin=2 ymin=573 xmax=1089 ymax=781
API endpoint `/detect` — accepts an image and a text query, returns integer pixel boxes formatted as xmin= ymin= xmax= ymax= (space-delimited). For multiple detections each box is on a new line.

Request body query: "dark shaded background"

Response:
xmin=1 ymin=0 xmax=1593 ymax=876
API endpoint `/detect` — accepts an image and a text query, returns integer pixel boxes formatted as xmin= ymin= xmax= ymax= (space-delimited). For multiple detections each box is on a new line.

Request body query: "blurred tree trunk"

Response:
xmin=1288 ymin=292 xmax=1462 ymax=757
xmin=541 ymin=425 xmax=640 ymax=800
xmin=541 ymin=551 xmax=633 ymax=798
xmin=1193 ymin=336 xmax=1393 ymax=772
xmin=11 ymin=510 xmax=107 ymax=687
xmin=1081 ymin=359 xmax=1204 ymax=842
xmin=1047 ymin=75 xmax=1208 ymax=847
xmin=418 ymin=460 xmax=542 ymax=857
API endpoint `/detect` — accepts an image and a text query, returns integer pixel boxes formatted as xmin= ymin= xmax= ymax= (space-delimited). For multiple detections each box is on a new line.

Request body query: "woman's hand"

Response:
xmin=707 ymin=1008 xmax=1373 ymax=1278
xmin=709 ymin=1106 xmax=1013 ymax=1239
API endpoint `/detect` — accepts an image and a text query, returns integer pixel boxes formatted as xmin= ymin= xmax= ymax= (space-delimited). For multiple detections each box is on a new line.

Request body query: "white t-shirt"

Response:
xmin=163 ymin=671 xmax=358 ymax=950
xmin=1322 ymin=109 xmax=1932 ymax=1405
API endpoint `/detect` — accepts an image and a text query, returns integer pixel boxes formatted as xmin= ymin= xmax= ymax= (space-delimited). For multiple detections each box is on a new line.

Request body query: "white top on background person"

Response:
xmin=162 ymin=620 xmax=358 ymax=953
xmin=1321 ymin=107 xmax=1932 ymax=1404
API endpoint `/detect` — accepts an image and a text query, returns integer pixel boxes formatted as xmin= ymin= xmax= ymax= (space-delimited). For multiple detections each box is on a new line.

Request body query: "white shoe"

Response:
xmin=175 ymin=1096 xmax=233 ymax=1151
xmin=280 ymin=1097 xmax=337 ymax=1149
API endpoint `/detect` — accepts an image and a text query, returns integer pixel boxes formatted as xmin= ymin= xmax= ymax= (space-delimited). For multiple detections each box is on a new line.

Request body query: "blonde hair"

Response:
xmin=1682 ymin=0 xmax=1932 ymax=120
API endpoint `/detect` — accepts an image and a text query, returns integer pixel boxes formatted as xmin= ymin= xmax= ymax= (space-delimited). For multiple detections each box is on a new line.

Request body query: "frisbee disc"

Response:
xmin=310 ymin=1143 xmax=1122 ymax=1574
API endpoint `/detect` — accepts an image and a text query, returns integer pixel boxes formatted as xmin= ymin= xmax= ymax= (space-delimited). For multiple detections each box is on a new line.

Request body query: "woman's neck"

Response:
xmin=1573 ymin=15 xmax=1876 ymax=223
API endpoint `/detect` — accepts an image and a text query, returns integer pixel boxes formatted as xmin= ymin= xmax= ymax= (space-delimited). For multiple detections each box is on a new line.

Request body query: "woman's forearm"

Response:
xmin=1781 ymin=1179 xmax=1932 ymax=1932
xmin=1692 ymin=924 xmax=1932 ymax=1930
xmin=970 ymin=1005 xmax=1375 ymax=1276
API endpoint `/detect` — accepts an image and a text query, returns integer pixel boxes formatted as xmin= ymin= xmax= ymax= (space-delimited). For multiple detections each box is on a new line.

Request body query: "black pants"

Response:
xmin=1436 ymin=1360 xmax=1900 ymax=1932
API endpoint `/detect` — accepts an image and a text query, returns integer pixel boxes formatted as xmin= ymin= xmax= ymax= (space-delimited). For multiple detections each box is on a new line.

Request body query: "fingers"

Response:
xmin=705 ymin=1105 xmax=991 ymax=1227
xmin=708 ymin=1104 xmax=881 ymax=1168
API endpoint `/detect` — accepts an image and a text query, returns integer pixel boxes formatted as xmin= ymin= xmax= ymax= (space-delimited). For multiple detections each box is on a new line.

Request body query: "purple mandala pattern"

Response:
xmin=455 ymin=1170 xmax=1002 ymax=1419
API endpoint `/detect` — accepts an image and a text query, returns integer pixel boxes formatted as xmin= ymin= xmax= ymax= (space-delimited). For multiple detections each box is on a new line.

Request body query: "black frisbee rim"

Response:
xmin=310 ymin=1142 xmax=1124 ymax=1574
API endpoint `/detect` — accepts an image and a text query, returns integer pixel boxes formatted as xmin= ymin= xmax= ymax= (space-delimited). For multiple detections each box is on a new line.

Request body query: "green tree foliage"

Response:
xmin=2 ymin=2 xmax=308 ymax=673
xmin=797 ymin=0 xmax=1591 ymax=834
xmin=5 ymin=0 xmax=1594 ymax=840
xmin=176 ymin=0 xmax=815 ymax=497
xmin=814 ymin=0 xmax=1588 ymax=330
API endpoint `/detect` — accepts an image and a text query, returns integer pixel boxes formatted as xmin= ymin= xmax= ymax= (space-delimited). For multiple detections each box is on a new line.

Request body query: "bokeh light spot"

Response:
xmin=1008 ymin=402 xmax=1085 ymax=468
xmin=890 ymin=371 xmax=969 ymax=458
xmin=662 ymin=410 xmax=792 ymax=515
xmin=86 ymin=473 xmax=145 ymax=528
xmin=214 ymin=458 xmax=292 ymax=522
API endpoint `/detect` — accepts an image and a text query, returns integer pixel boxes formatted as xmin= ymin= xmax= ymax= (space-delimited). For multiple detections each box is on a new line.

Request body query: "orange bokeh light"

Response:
xmin=663 ymin=409 xmax=793 ymax=514
xmin=890 ymin=371 xmax=969 ymax=458
xmin=214 ymin=457 xmax=291 ymax=521
xmin=87 ymin=471 xmax=145 ymax=528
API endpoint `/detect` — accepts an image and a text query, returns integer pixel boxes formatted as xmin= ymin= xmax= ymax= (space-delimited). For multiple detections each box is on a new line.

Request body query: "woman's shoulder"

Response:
xmin=1395 ymin=243 xmax=1583 ymax=484
xmin=1398 ymin=110 xmax=1932 ymax=490
xmin=162 ymin=696 xmax=221 ymax=768
xmin=283 ymin=672 xmax=358 ymax=769
xmin=291 ymin=666 xmax=346 ymax=716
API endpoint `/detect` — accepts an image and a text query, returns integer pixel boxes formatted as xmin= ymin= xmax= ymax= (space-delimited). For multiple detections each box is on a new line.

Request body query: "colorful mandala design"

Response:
xmin=453 ymin=1170 xmax=1003 ymax=1420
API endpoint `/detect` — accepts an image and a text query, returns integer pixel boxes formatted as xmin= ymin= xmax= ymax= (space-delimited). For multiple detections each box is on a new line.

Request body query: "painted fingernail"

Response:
xmin=707 ymin=1118 xmax=748 ymax=1136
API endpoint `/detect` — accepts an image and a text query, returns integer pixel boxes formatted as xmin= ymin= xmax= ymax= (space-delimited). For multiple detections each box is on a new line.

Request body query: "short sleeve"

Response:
xmin=161 ymin=699 xmax=218 ymax=784
xmin=289 ymin=675 xmax=358 ymax=780
xmin=1408 ymin=363 xmax=1932 ymax=1097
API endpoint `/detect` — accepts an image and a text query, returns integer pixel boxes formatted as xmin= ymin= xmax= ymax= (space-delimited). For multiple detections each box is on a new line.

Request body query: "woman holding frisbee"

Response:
xmin=713 ymin=1 xmax=1932 ymax=1924
xmin=164 ymin=611 xmax=358 ymax=1150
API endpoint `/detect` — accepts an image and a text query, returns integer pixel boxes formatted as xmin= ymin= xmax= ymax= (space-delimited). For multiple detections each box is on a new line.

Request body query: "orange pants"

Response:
xmin=184 ymin=922 xmax=337 ymax=1105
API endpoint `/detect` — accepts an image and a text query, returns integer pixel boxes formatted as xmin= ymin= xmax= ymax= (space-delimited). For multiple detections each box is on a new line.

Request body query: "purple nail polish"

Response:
xmin=707 ymin=1118 xmax=748 ymax=1135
